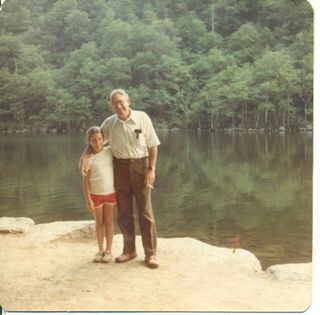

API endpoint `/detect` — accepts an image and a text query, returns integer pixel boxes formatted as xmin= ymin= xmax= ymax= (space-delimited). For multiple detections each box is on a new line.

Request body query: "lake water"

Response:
xmin=0 ymin=131 xmax=312 ymax=269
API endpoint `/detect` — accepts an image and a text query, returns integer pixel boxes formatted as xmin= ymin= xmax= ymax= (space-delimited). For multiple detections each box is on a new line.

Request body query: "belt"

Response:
xmin=113 ymin=156 xmax=148 ymax=162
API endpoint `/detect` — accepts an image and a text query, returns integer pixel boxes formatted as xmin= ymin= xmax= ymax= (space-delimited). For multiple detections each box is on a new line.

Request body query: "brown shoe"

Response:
xmin=145 ymin=255 xmax=159 ymax=268
xmin=115 ymin=252 xmax=137 ymax=263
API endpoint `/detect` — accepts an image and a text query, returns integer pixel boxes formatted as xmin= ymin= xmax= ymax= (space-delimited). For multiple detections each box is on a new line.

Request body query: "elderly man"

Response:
xmin=81 ymin=89 xmax=160 ymax=268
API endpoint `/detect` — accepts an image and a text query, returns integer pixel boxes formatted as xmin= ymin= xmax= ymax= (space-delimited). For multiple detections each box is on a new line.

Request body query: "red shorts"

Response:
xmin=90 ymin=192 xmax=117 ymax=208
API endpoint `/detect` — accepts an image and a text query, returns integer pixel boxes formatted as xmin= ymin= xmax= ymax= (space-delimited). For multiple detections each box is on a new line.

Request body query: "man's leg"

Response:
xmin=131 ymin=160 xmax=157 ymax=258
xmin=114 ymin=160 xmax=136 ymax=256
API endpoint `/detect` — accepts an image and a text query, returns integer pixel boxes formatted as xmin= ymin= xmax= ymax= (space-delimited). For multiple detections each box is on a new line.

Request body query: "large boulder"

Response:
xmin=0 ymin=217 xmax=35 ymax=234
xmin=0 ymin=219 xmax=312 ymax=311
xmin=160 ymin=237 xmax=262 ymax=273
xmin=26 ymin=220 xmax=95 ymax=242
xmin=266 ymin=263 xmax=312 ymax=281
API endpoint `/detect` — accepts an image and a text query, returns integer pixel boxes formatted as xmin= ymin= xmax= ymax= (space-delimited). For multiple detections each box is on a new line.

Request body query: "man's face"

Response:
xmin=110 ymin=93 xmax=131 ymax=121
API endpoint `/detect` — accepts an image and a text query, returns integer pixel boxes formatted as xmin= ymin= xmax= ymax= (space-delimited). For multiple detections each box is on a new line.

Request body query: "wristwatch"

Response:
xmin=148 ymin=166 xmax=155 ymax=171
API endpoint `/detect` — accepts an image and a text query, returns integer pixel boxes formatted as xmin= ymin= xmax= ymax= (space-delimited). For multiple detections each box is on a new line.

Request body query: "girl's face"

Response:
xmin=89 ymin=132 xmax=103 ymax=153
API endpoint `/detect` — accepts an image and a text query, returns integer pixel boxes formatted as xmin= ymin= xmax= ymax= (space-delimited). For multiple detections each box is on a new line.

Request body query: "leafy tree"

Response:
xmin=227 ymin=23 xmax=275 ymax=63
xmin=191 ymin=48 xmax=234 ymax=89
xmin=175 ymin=12 xmax=207 ymax=53
xmin=0 ymin=0 xmax=31 ymax=34
xmin=98 ymin=19 xmax=132 ymax=59
xmin=63 ymin=10 xmax=91 ymax=51
xmin=252 ymin=50 xmax=299 ymax=129
xmin=16 ymin=45 xmax=46 ymax=74
xmin=0 ymin=0 xmax=314 ymax=131
xmin=289 ymin=30 xmax=313 ymax=128
xmin=258 ymin=0 xmax=313 ymax=43
xmin=0 ymin=35 xmax=22 ymax=73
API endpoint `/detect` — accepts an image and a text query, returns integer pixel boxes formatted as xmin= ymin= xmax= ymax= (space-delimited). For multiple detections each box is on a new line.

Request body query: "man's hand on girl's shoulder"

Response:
xmin=79 ymin=157 xmax=89 ymax=177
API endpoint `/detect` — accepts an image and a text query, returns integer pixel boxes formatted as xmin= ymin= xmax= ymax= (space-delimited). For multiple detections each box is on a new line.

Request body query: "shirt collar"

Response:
xmin=114 ymin=109 xmax=137 ymax=125
xmin=129 ymin=110 xmax=138 ymax=123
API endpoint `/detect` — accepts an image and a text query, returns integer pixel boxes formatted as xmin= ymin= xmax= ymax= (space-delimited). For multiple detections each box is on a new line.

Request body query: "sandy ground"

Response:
xmin=0 ymin=223 xmax=312 ymax=312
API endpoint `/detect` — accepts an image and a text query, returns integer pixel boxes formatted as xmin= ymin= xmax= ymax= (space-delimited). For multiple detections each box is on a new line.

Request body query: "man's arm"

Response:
xmin=79 ymin=119 xmax=109 ymax=176
xmin=144 ymin=145 xmax=158 ymax=188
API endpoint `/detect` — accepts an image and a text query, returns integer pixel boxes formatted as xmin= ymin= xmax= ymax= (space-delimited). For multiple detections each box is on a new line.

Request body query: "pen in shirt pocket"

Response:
xmin=134 ymin=129 xmax=142 ymax=139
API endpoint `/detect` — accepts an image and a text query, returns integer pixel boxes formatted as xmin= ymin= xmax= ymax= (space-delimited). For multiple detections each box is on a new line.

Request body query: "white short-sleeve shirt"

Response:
xmin=100 ymin=110 xmax=160 ymax=159
xmin=88 ymin=146 xmax=115 ymax=195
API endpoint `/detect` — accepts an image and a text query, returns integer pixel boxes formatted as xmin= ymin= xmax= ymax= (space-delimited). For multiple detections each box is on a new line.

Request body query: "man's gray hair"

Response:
xmin=109 ymin=88 xmax=130 ymax=102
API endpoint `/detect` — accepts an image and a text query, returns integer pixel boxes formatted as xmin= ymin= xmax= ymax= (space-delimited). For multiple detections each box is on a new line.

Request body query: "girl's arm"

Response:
xmin=82 ymin=172 xmax=95 ymax=211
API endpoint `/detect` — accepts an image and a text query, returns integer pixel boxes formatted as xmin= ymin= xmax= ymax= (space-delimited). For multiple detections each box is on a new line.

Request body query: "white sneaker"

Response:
xmin=101 ymin=250 xmax=112 ymax=263
xmin=93 ymin=251 xmax=104 ymax=263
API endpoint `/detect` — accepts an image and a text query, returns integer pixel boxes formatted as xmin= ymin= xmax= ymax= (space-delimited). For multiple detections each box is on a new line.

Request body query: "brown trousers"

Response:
xmin=113 ymin=157 xmax=157 ymax=257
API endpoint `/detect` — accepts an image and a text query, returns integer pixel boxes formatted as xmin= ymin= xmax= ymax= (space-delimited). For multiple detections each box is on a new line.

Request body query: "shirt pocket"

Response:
xmin=134 ymin=129 xmax=146 ymax=147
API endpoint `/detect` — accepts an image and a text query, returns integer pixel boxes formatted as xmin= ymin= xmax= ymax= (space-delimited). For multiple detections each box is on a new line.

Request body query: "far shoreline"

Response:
xmin=0 ymin=126 xmax=314 ymax=135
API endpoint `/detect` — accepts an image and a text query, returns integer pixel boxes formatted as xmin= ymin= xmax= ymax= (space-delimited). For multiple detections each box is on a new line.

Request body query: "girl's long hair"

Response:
xmin=86 ymin=126 xmax=103 ymax=146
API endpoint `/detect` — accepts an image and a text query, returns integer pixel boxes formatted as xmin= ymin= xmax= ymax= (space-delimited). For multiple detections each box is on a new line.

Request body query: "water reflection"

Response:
xmin=154 ymin=131 xmax=312 ymax=269
xmin=0 ymin=131 xmax=312 ymax=269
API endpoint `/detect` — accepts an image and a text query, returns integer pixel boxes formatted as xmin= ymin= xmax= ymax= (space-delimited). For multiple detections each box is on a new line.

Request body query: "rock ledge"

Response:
xmin=0 ymin=217 xmax=312 ymax=311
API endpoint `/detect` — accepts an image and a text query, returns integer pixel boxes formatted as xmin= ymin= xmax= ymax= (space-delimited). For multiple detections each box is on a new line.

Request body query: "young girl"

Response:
xmin=83 ymin=126 xmax=116 ymax=263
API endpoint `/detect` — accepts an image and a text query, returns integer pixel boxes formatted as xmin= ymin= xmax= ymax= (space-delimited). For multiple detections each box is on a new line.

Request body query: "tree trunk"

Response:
xmin=215 ymin=111 xmax=219 ymax=129
xmin=241 ymin=104 xmax=244 ymax=129
xmin=211 ymin=7 xmax=215 ymax=32
xmin=14 ymin=57 xmax=18 ymax=76
xmin=304 ymin=101 xmax=307 ymax=128
xmin=256 ymin=115 xmax=259 ymax=129
xmin=265 ymin=109 xmax=268 ymax=124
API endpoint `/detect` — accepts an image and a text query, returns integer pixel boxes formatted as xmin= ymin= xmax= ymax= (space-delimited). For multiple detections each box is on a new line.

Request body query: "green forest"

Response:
xmin=0 ymin=0 xmax=313 ymax=132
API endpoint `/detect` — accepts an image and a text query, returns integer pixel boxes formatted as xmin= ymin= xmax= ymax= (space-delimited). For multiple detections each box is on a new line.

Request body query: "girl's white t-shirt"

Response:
xmin=88 ymin=146 xmax=115 ymax=195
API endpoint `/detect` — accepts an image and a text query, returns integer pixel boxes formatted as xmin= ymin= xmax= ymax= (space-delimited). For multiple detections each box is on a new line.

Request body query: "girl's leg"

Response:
xmin=94 ymin=206 xmax=105 ymax=252
xmin=103 ymin=203 xmax=115 ymax=251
